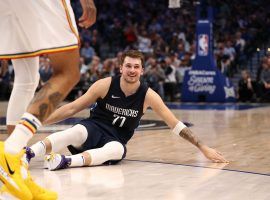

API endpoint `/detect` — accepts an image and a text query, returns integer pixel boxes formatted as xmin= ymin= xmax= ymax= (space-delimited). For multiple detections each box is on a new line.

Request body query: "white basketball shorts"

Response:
xmin=0 ymin=0 xmax=79 ymax=59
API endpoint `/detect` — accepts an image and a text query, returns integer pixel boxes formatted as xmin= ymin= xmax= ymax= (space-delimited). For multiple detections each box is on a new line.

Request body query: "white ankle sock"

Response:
xmin=30 ymin=141 xmax=46 ymax=158
xmin=5 ymin=112 xmax=41 ymax=154
xmin=66 ymin=154 xmax=85 ymax=167
xmin=5 ymin=125 xmax=33 ymax=154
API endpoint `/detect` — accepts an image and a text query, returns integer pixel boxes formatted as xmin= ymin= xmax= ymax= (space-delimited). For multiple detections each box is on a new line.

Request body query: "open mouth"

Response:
xmin=128 ymin=74 xmax=136 ymax=78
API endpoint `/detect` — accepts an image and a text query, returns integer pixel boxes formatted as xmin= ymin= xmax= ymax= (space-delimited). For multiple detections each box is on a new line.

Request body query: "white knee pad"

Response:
xmin=7 ymin=57 xmax=40 ymax=125
xmin=85 ymin=141 xmax=125 ymax=166
xmin=47 ymin=124 xmax=88 ymax=153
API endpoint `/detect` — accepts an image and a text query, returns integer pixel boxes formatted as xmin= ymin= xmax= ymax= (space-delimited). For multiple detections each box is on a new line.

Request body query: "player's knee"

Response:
xmin=13 ymin=72 xmax=39 ymax=93
xmin=104 ymin=141 xmax=125 ymax=160
xmin=71 ymin=124 xmax=88 ymax=147
xmin=13 ymin=80 xmax=39 ymax=94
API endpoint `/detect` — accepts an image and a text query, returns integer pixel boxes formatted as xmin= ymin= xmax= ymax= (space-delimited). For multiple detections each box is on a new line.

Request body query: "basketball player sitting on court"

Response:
xmin=27 ymin=50 xmax=228 ymax=171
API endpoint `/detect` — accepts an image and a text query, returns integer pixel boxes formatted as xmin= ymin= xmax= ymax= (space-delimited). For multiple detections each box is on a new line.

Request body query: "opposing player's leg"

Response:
xmin=25 ymin=49 xmax=80 ymax=199
xmin=4 ymin=49 xmax=80 ymax=154
xmin=1 ymin=49 xmax=80 ymax=199
xmin=7 ymin=57 xmax=40 ymax=134
xmin=27 ymin=49 xmax=80 ymax=122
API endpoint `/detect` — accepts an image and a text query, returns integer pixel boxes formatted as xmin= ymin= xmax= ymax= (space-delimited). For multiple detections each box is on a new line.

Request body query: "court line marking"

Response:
xmin=125 ymin=159 xmax=270 ymax=177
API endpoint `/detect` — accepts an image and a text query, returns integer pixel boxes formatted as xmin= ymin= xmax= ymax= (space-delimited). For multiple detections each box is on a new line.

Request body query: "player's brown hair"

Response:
xmin=120 ymin=50 xmax=145 ymax=68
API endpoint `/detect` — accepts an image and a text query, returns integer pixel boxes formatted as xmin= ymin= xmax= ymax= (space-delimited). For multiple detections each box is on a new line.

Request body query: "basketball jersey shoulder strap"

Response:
xmin=103 ymin=76 xmax=119 ymax=99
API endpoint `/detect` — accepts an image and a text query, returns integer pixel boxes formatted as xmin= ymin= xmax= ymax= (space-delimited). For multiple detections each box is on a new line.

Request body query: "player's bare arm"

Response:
xmin=145 ymin=89 xmax=228 ymax=163
xmin=179 ymin=128 xmax=228 ymax=163
xmin=144 ymin=88 xmax=179 ymax=128
xmin=179 ymin=127 xmax=202 ymax=148
xmin=44 ymin=77 xmax=111 ymax=125
xmin=79 ymin=0 xmax=97 ymax=28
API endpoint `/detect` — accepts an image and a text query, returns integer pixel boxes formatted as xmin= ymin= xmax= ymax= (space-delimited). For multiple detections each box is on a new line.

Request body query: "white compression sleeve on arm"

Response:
xmin=172 ymin=121 xmax=187 ymax=135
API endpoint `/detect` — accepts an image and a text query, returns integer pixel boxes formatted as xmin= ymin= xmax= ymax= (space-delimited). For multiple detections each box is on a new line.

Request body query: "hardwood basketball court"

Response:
xmin=0 ymin=102 xmax=269 ymax=199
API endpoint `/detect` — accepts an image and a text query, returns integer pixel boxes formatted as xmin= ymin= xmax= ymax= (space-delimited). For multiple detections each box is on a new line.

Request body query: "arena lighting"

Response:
xmin=168 ymin=0 xmax=181 ymax=8
xmin=257 ymin=48 xmax=260 ymax=51
xmin=268 ymin=48 xmax=270 ymax=52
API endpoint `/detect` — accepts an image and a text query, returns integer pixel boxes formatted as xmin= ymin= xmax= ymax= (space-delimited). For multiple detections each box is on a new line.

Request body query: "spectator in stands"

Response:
xmin=256 ymin=56 xmax=268 ymax=82
xmin=224 ymin=40 xmax=236 ymax=74
xmin=163 ymin=56 xmax=177 ymax=102
xmin=108 ymin=18 xmax=126 ymax=54
xmin=71 ymin=57 xmax=91 ymax=100
xmin=88 ymin=56 xmax=102 ymax=84
xmin=90 ymin=29 xmax=101 ymax=57
xmin=101 ymin=59 xmax=115 ymax=78
xmin=176 ymin=52 xmax=192 ymax=94
xmin=124 ymin=23 xmax=137 ymax=48
xmin=2 ymin=1 xmax=270 ymax=102
xmin=234 ymin=31 xmax=246 ymax=69
xmin=89 ymin=55 xmax=103 ymax=73
xmin=0 ymin=60 xmax=11 ymax=100
xmin=177 ymin=40 xmax=186 ymax=61
xmin=144 ymin=57 xmax=165 ymax=98
xmin=238 ymin=70 xmax=255 ymax=102
xmin=152 ymin=33 xmax=168 ymax=59
xmin=137 ymin=30 xmax=153 ymax=55
xmin=258 ymin=56 xmax=270 ymax=102
xmin=79 ymin=57 xmax=89 ymax=75
xmin=81 ymin=41 xmax=96 ymax=64
xmin=111 ymin=51 xmax=123 ymax=77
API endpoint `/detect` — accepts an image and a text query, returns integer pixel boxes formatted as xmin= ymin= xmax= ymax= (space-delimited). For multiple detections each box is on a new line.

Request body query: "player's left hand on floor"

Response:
xmin=200 ymin=145 xmax=229 ymax=163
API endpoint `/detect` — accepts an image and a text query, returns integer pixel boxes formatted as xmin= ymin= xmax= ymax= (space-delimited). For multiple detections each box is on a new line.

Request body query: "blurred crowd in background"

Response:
xmin=1 ymin=0 xmax=270 ymax=102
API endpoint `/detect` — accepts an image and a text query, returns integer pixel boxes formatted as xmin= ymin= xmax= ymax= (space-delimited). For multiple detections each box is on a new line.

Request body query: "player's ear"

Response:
xmin=141 ymin=67 xmax=144 ymax=75
xmin=120 ymin=65 xmax=123 ymax=73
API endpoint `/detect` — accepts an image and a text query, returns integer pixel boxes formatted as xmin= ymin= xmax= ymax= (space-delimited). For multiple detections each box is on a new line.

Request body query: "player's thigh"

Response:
xmin=48 ymin=49 xmax=80 ymax=75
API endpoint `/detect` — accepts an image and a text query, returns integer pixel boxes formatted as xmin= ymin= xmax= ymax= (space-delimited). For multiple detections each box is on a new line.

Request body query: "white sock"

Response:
xmin=30 ymin=141 xmax=46 ymax=158
xmin=66 ymin=154 xmax=85 ymax=167
xmin=5 ymin=125 xmax=33 ymax=154
xmin=5 ymin=112 xmax=41 ymax=154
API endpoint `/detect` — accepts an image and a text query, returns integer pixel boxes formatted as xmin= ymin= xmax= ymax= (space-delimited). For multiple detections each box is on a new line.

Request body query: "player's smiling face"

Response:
xmin=120 ymin=56 xmax=144 ymax=83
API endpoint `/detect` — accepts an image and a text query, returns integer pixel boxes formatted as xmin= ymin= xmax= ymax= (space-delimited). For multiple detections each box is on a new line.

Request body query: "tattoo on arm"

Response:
xmin=179 ymin=127 xmax=202 ymax=148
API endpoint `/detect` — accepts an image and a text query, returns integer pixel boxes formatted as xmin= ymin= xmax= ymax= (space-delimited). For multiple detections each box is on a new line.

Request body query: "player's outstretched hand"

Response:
xmin=79 ymin=0 xmax=97 ymax=28
xmin=200 ymin=145 xmax=229 ymax=163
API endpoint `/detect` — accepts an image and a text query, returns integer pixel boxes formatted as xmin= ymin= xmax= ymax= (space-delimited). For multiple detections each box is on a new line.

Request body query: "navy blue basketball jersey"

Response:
xmin=89 ymin=76 xmax=149 ymax=144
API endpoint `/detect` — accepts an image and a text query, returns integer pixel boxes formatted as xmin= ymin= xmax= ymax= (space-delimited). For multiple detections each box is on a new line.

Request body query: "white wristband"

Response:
xmin=172 ymin=121 xmax=187 ymax=135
